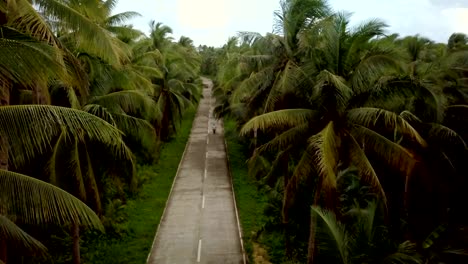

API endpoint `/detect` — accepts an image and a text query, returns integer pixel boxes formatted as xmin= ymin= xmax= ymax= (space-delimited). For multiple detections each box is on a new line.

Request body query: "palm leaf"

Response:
xmin=106 ymin=11 xmax=141 ymax=26
xmin=0 ymin=105 xmax=130 ymax=166
xmin=89 ymin=90 xmax=160 ymax=120
xmin=6 ymin=0 xmax=57 ymax=45
xmin=350 ymin=125 xmax=416 ymax=175
xmin=428 ymin=123 xmax=467 ymax=148
xmin=257 ymin=123 xmax=310 ymax=153
xmin=231 ymin=66 xmax=275 ymax=104
xmin=348 ymin=134 xmax=387 ymax=206
xmin=347 ymin=107 xmax=427 ymax=147
xmin=309 ymin=121 xmax=340 ymax=190
xmin=111 ymin=112 xmax=157 ymax=149
xmin=240 ymin=109 xmax=318 ymax=135
xmin=0 ymin=26 xmax=66 ymax=86
xmin=82 ymin=104 xmax=116 ymax=126
xmin=312 ymin=206 xmax=349 ymax=264
xmin=0 ymin=215 xmax=48 ymax=255
xmin=350 ymin=46 xmax=402 ymax=93
xmin=34 ymin=0 xmax=131 ymax=65
xmin=0 ymin=170 xmax=103 ymax=228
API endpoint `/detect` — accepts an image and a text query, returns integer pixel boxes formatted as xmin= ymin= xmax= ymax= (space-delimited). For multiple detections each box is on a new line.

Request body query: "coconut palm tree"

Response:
xmin=227 ymin=0 xmax=332 ymax=118
xmin=239 ymin=12 xmax=430 ymax=262
xmin=143 ymin=23 xmax=201 ymax=140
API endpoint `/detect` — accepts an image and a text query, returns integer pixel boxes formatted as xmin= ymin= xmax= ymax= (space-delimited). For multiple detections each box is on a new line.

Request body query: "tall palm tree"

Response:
xmin=144 ymin=23 xmax=201 ymax=140
xmin=239 ymin=13 xmax=428 ymax=263
xmin=227 ymin=0 xmax=332 ymax=118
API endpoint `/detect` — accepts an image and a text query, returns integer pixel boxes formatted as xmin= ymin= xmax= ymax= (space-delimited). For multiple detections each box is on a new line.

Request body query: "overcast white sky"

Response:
xmin=114 ymin=0 xmax=468 ymax=47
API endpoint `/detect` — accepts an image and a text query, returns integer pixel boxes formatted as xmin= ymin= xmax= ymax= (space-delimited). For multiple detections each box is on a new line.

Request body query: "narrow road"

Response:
xmin=147 ymin=78 xmax=245 ymax=264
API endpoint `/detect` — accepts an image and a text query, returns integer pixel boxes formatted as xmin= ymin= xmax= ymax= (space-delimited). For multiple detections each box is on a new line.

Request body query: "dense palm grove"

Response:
xmin=0 ymin=0 xmax=201 ymax=263
xmin=208 ymin=0 xmax=468 ymax=263
xmin=1 ymin=0 xmax=468 ymax=263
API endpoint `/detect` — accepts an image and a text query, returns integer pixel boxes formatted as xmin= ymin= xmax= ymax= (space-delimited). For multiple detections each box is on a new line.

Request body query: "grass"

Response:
xmin=224 ymin=118 xmax=270 ymax=262
xmin=81 ymin=108 xmax=196 ymax=264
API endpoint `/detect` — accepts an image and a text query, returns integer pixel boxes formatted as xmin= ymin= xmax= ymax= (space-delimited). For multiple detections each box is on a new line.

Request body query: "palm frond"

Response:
xmin=0 ymin=26 xmax=66 ymax=86
xmin=6 ymin=0 xmax=57 ymax=44
xmin=231 ymin=66 xmax=275 ymax=104
xmin=350 ymin=46 xmax=402 ymax=93
xmin=0 ymin=105 xmax=129 ymax=166
xmin=348 ymin=134 xmax=387 ymax=206
xmin=82 ymin=104 xmax=116 ymax=126
xmin=0 ymin=170 xmax=103 ymax=228
xmin=258 ymin=123 xmax=309 ymax=153
xmin=350 ymin=125 xmax=416 ymax=175
xmin=0 ymin=215 xmax=48 ymax=255
xmin=240 ymin=109 xmax=318 ymax=135
xmin=429 ymin=123 xmax=467 ymax=148
xmin=312 ymin=206 xmax=349 ymax=263
xmin=309 ymin=121 xmax=340 ymax=190
xmin=89 ymin=90 xmax=160 ymax=121
xmin=35 ymin=0 xmax=131 ymax=65
xmin=112 ymin=112 xmax=157 ymax=149
xmin=130 ymin=65 xmax=164 ymax=79
xmin=106 ymin=11 xmax=141 ymax=26
xmin=347 ymin=107 xmax=427 ymax=147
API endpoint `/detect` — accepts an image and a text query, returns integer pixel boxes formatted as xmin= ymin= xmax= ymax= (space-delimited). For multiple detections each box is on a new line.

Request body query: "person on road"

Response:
xmin=211 ymin=119 xmax=217 ymax=134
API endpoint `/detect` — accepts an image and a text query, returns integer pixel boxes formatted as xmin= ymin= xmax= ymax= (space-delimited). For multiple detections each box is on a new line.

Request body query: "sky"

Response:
xmin=114 ymin=0 xmax=468 ymax=47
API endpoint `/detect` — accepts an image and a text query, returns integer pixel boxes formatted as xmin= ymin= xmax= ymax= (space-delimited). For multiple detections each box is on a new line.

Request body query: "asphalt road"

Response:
xmin=147 ymin=78 xmax=245 ymax=264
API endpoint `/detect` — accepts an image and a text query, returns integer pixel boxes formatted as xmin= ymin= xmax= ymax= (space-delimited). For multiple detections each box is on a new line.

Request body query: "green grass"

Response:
xmin=81 ymin=108 xmax=196 ymax=264
xmin=224 ymin=118 xmax=270 ymax=261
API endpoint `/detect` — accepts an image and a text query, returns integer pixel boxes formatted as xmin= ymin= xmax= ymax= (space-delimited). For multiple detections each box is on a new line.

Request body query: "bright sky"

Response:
xmin=114 ymin=0 xmax=468 ymax=47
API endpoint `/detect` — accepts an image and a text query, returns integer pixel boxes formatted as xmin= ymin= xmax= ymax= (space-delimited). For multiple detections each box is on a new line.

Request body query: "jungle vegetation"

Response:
xmin=1 ymin=0 xmax=467 ymax=263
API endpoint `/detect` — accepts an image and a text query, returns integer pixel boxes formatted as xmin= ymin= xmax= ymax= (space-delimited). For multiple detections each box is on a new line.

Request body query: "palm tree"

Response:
xmin=144 ymin=23 xmax=201 ymax=140
xmin=239 ymin=13 xmax=428 ymax=263
xmin=227 ymin=0 xmax=332 ymax=119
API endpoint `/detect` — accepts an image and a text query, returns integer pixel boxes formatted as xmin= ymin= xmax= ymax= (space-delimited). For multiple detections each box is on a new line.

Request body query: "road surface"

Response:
xmin=147 ymin=78 xmax=245 ymax=264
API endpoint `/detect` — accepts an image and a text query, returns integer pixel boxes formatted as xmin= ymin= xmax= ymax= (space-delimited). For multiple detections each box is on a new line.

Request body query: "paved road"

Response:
xmin=147 ymin=78 xmax=245 ymax=264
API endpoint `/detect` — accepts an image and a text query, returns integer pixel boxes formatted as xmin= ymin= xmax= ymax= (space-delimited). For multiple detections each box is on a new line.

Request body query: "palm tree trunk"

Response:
xmin=72 ymin=223 xmax=81 ymax=264
xmin=0 ymin=238 xmax=7 ymax=264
